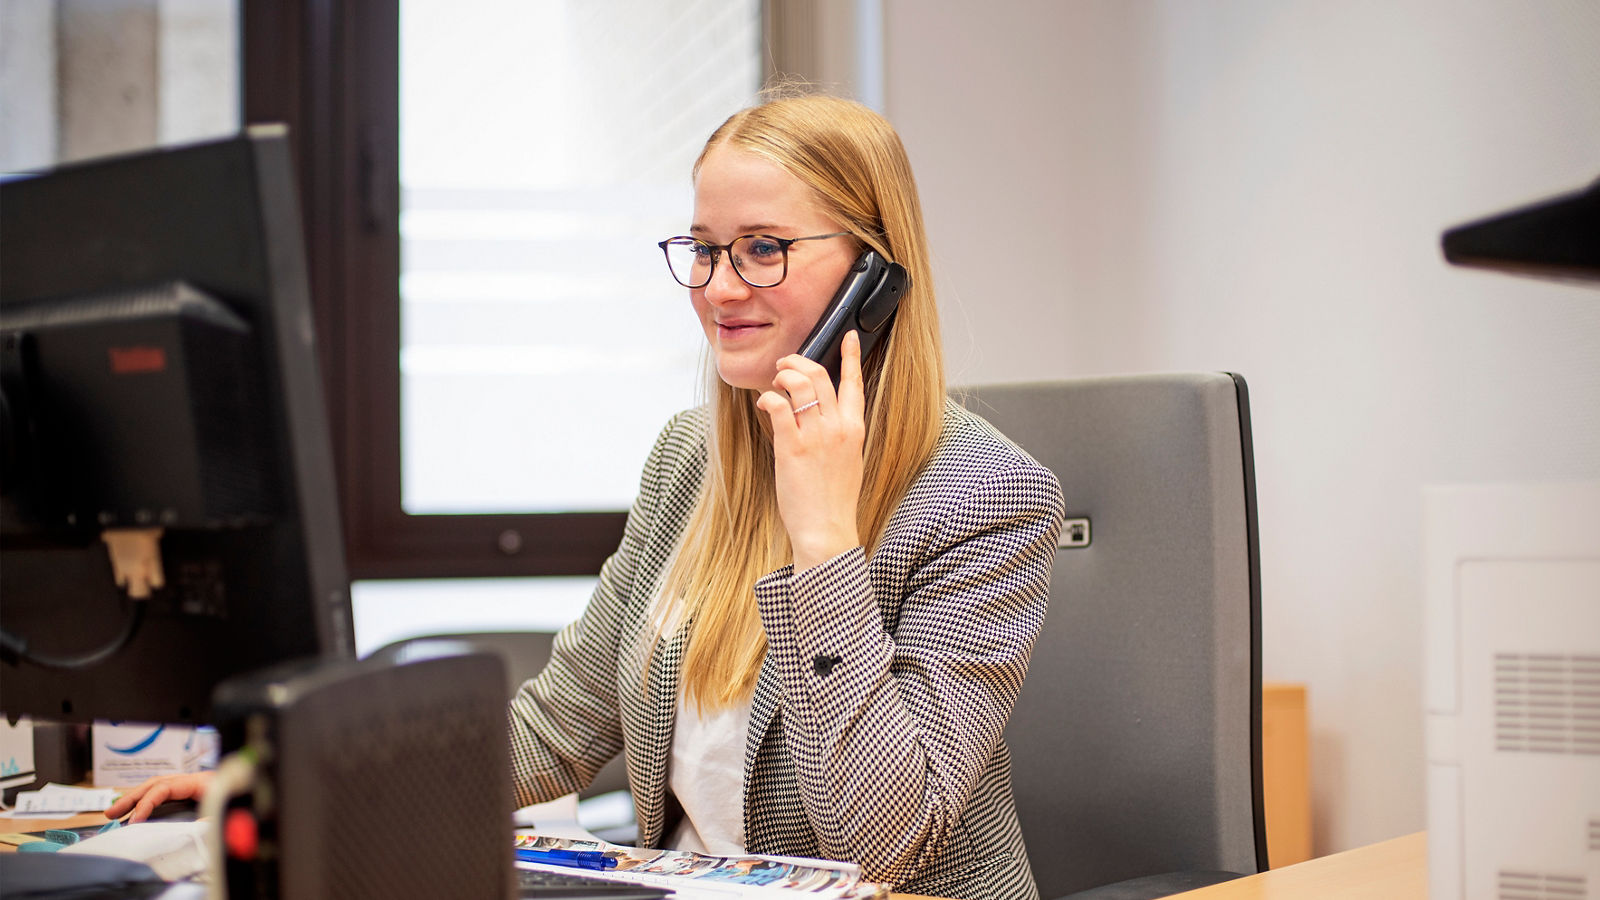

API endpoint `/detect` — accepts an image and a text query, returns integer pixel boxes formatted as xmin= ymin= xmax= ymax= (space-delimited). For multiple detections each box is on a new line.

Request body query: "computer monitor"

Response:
xmin=0 ymin=126 xmax=354 ymax=726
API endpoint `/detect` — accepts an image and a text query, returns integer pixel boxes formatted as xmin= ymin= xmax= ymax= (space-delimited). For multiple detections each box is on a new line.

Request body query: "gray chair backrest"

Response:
xmin=373 ymin=630 xmax=630 ymax=799
xmin=955 ymin=373 xmax=1266 ymax=898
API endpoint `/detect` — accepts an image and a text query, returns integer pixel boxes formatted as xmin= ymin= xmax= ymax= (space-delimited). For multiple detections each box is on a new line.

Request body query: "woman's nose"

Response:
xmin=701 ymin=256 xmax=752 ymax=304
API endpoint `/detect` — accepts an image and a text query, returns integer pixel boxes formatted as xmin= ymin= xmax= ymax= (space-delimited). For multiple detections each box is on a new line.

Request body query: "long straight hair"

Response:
xmin=660 ymin=93 xmax=947 ymax=711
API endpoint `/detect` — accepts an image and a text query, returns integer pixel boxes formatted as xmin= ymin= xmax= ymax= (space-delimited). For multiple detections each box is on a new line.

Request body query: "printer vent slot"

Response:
xmin=1497 ymin=871 xmax=1586 ymax=900
xmin=1493 ymin=653 xmax=1600 ymax=755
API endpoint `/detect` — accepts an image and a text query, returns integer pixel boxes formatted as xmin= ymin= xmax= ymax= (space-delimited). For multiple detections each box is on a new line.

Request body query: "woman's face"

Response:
xmin=689 ymin=145 xmax=857 ymax=393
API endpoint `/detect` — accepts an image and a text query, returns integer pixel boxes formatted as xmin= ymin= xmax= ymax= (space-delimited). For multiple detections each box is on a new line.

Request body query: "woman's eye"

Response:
xmin=745 ymin=239 xmax=782 ymax=259
xmin=690 ymin=243 xmax=714 ymax=259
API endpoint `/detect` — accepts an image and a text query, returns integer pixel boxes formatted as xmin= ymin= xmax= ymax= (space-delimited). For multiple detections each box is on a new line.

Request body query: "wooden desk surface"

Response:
xmin=1168 ymin=831 xmax=1426 ymax=899
xmin=0 ymin=809 xmax=115 ymax=850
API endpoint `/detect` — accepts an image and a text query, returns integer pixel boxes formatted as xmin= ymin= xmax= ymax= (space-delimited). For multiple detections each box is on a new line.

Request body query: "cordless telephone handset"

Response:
xmin=796 ymin=249 xmax=910 ymax=387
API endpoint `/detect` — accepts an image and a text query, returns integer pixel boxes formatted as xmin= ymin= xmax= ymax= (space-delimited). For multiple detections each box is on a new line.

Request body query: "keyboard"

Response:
xmin=517 ymin=866 xmax=673 ymax=900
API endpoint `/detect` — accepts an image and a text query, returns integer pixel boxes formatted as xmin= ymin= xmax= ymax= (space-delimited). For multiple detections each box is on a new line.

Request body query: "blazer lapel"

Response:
xmin=624 ymin=431 xmax=706 ymax=848
xmin=745 ymin=645 xmax=783 ymax=779
xmin=627 ymin=623 xmax=687 ymax=848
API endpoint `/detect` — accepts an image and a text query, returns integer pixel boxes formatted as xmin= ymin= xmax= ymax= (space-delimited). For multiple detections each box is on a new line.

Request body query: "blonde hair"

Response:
xmin=661 ymin=93 xmax=946 ymax=710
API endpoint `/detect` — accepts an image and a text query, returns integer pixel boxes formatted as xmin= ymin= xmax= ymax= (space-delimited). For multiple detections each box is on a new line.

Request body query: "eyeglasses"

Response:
xmin=657 ymin=232 xmax=852 ymax=289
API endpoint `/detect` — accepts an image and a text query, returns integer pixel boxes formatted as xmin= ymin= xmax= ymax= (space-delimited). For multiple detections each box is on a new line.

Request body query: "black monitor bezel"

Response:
xmin=0 ymin=127 xmax=354 ymax=725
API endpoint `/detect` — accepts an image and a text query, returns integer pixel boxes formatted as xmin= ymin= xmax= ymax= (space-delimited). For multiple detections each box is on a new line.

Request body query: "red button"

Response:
xmin=224 ymin=808 xmax=259 ymax=860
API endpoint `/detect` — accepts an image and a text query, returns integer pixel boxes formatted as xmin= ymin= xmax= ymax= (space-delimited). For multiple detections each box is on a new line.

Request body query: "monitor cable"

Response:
xmin=0 ymin=528 xmax=161 ymax=670
xmin=0 ymin=601 xmax=146 ymax=670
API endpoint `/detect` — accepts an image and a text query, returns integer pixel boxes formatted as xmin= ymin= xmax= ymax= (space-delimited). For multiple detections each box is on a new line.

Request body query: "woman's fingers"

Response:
xmin=771 ymin=331 xmax=864 ymax=422
xmin=760 ymin=338 xmax=868 ymax=570
xmin=105 ymin=776 xmax=157 ymax=819
xmin=129 ymin=782 xmax=176 ymax=823
xmin=837 ymin=331 xmax=865 ymax=420
xmin=770 ymin=361 xmax=829 ymax=417
xmin=756 ymin=389 xmax=801 ymax=440
xmin=105 ymin=773 xmax=209 ymax=822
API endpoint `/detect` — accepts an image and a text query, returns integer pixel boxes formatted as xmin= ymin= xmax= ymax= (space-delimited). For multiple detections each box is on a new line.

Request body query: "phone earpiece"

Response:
xmin=797 ymin=250 xmax=910 ymax=386
xmin=856 ymin=263 xmax=908 ymax=334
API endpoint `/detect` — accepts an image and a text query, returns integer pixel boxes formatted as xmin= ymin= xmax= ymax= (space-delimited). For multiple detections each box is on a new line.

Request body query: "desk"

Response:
xmin=2 ymin=810 xmax=941 ymax=900
xmin=2 ymin=814 xmax=1425 ymax=900
xmin=1169 ymin=832 xmax=1425 ymax=899
xmin=0 ymin=809 xmax=113 ymax=846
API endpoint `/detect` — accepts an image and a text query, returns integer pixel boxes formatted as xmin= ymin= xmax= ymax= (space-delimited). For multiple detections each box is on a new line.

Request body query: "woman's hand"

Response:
xmin=103 ymin=772 xmax=213 ymax=823
xmin=756 ymin=330 xmax=867 ymax=571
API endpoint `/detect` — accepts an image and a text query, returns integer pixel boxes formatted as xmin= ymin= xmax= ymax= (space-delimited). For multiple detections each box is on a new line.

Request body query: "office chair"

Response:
xmin=373 ymin=630 xmax=634 ymax=835
xmin=955 ymin=373 xmax=1267 ymax=900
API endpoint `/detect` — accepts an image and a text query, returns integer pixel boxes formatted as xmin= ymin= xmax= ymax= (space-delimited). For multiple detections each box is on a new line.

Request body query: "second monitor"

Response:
xmin=0 ymin=126 xmax=353 ymax=727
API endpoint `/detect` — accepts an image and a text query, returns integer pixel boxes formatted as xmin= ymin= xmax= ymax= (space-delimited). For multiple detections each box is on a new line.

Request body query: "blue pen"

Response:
xmin=516 ymin=847 xmax=617 ymax=870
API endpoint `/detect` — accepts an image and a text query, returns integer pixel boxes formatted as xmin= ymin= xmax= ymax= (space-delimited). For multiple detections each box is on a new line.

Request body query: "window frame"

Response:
xmin=240 ymin=1 xmax=806 ymax=579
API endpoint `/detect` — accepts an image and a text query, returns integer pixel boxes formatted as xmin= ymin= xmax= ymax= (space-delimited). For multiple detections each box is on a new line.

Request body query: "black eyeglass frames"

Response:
xmin=657 ymin=232 xmax=852 ymax=289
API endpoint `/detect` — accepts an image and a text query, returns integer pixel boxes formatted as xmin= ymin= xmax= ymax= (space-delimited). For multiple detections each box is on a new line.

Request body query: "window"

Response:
xmin=242 ymin=1 xmax=766 ymax=578
xmin=399 ymin=1 xmax=759 ymax=515
xmin=241 ymin=1 xmax=871 ymax=581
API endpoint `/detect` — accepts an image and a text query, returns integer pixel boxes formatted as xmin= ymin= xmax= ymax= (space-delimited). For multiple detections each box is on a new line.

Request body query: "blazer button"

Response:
xmin=812 ymin=654 xmax=842 ymax=676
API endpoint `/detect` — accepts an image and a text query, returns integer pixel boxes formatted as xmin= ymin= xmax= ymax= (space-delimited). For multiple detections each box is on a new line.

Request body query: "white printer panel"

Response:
xmin=1425 ymin=483 xmax=1600 ymax=900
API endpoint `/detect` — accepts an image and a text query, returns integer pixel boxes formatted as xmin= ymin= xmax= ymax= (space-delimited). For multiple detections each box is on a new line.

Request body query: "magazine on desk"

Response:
xmin=513 ymin=834 xmax=889 ymax=900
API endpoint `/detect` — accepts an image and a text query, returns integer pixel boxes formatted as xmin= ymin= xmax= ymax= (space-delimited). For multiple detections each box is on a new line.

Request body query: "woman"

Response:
xmin=503 ymin=94 xmax=1064 ymax=900
xmin=112 ymin=93 xmax=1064 ymax=900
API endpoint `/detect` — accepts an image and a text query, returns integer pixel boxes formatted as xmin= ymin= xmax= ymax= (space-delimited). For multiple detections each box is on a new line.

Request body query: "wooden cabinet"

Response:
xmin=1262 ymin=682 xmax=1312 ymax=866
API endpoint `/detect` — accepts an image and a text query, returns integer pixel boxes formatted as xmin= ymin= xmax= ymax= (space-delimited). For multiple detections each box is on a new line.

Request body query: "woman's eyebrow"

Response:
xmin=689 ymin=223 xmax=786 ymax=237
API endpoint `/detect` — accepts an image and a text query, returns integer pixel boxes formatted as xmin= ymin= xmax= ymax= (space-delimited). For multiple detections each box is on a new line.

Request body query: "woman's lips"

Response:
xmin=717 ymin=321 xmax=768 ymax=340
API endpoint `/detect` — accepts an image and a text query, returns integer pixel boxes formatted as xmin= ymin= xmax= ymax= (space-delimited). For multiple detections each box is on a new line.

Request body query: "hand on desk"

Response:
xmin=103 ymin=773 xmax=212 ymax=823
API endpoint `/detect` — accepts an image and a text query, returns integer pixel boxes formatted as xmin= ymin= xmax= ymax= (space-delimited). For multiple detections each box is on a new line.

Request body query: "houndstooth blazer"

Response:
xmin=508 ymin=400 xmax=1065 ymax=900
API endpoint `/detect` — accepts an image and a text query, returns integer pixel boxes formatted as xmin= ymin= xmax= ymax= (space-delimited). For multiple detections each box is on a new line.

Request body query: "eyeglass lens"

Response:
xmin=663 ymin=236 xmax=788 ymax=289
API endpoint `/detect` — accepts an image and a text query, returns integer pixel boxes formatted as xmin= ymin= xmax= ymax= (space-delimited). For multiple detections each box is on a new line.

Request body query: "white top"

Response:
xmin=666 ymin=690 xmax=753 ymax=855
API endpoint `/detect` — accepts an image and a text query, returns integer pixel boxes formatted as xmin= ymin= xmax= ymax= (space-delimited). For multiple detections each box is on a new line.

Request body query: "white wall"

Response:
xmin=885 ymin=0 xmax=1600 ymax=856
xmin=0 ymin=0 xmax=236 ymax=172
xmin=0 ymin=0 xmax=58 ymax=168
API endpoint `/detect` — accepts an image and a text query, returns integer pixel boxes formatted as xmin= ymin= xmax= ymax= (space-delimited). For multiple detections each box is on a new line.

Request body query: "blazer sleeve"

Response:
xmin=504 ymin=413 xmax=686 ymax=806
xmin=753 ymin=454 xmax=1065 ymax=884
